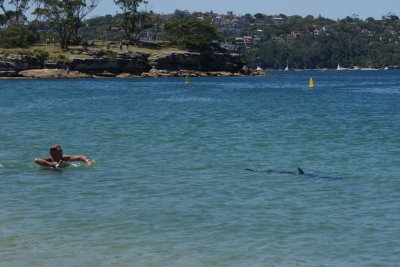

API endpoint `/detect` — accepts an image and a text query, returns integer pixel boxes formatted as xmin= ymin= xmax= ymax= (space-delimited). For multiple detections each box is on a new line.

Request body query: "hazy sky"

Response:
xmin=95 ymin=0 xmax=399 ymax=19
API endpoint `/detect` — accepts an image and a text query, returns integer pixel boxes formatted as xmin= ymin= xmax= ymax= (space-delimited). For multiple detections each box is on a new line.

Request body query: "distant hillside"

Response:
xmin=77 ymin=11 xmax=400 ymax=69
xmin=2 ymin=5 xmax=400 ymax=69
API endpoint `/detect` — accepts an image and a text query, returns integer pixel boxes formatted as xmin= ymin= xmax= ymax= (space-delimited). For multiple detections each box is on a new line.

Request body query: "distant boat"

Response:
xmin=353 ymin=66 xmax=360 ymax=70
xmin=284 ymin=59 xmax=289 ymax=71
xmin=256 ymin=66 xmax=263 ymax=71
xmin=336 ymin=64 xmax=348 ymax=71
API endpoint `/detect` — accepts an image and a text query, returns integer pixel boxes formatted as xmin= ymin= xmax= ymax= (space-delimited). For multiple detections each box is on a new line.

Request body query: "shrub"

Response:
xmin=57 ymin=54 xmax=67 ymax=61
xmin=0 ymin=25 xmax=39 ymax=48
xmin=163 ymin=19 xmax=222 ymax=51
xmin=33 ymin=49 xmax=50 ymax=61
xmin=98 ymin=49 xmax=117 ymax=61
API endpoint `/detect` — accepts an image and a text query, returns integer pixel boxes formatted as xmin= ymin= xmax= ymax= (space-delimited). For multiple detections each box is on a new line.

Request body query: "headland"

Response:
xmin=0 ymin=44 xmax=266 ymax=79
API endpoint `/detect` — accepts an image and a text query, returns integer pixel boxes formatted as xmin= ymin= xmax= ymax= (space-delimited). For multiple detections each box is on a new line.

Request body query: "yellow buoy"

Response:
xmin=309 ymin=77 xmax=314 ymax=88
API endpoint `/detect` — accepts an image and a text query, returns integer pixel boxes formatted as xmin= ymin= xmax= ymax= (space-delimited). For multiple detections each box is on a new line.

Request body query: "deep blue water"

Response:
xmin=1 ymin=71 xmax=400 ymax=266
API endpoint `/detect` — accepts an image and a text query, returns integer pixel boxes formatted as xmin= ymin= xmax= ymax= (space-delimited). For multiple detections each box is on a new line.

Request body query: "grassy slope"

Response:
xmin=0 ymin=42 xmax=187 ymax=62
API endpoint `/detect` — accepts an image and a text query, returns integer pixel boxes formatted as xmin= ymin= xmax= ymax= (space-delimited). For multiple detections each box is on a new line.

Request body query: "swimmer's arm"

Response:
xmin=64 ymin=155 xmax=94 ymax=167
xmin=34 ymin=157 xmax=57 ymax=167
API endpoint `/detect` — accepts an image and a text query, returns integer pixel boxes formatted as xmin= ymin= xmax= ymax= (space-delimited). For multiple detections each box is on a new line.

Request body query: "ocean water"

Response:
xmin=0 ymin=71 xmax=399 ymax=267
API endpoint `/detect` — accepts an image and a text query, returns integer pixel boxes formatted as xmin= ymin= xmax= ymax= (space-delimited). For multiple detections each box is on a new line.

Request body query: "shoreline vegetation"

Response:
xmin=1 ymin=0 xmax=399 ymax=78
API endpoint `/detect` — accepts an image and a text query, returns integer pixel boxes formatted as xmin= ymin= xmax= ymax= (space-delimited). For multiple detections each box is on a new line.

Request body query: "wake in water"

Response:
xmin=246 ymin=167 xmax=342 ymax=180
xmin=0 ymin=161 xmax=92 ymax=172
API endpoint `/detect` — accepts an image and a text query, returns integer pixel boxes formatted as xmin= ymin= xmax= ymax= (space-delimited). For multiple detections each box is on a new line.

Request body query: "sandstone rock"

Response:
xmin=0 ymin=60 xmax=14 ymax=72
xmin=69 ymin=58 xmax=119 ymax=74
xmin=141 ymin=69 xmax=238 ymax=78
xmin=1 ymin=51 xmax=246 ymax=78
xmin=251 ymin=70 xmax=268 ymax=76
xmin=0 ymin=71 xmax=18 ymax=77
xmin=149 ymin=52 xmax=243 ymax=72
xmin=116 ymin=73 xmax=141 ymax=78
xmin=0 ymin=55 xmax=43 ymax=72
xmin=18 ymin=69 xmax=91 ymax=79
xmin=93 ymin=71 xmax=116 ymax=78
xmin=69 ymin=52 xmax=150 ymax=75
xmin=117 ymin=52 xmax=150 ymax=74
xmin=44 ymin=61 xmax=68 ymax=69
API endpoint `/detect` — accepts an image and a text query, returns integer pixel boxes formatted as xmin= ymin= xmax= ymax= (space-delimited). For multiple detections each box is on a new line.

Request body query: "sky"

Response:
xmin=95 ymin=0 xmax=400 ymax=19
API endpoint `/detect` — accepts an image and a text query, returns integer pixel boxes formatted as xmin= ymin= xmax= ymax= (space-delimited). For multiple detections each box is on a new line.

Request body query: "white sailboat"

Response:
xmin=284 ymin=59 xmax=289 ymax=71
xmin=336 ymin=64 xmax=348 ymax=71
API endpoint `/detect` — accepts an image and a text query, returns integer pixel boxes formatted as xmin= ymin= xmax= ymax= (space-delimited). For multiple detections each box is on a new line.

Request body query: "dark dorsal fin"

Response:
xmin=298 ymin=167 xmax=304 ymax=175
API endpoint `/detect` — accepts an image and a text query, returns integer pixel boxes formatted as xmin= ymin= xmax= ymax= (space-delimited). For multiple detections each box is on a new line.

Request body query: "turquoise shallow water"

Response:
xmin=1 ymin=71 xmax=400 ymax=266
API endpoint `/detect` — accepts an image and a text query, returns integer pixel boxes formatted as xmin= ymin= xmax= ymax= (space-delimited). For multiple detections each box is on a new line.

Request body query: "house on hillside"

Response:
xmin=322 ymin=25 xmax=331 ymax=33
xmin=361 ymin=29 xmax=369 ymax=36
xmin=220 ymin=42 xmax=237 ymax=51
xmin=243 ymin=36 xmax=253 ymax=48
xmin=314 ymin=29 xmax=323 ymax=35
xmin=291 ymin=31 xmax=302 ymax=38
xmin=235 ymin=37 xmax=246 ymax=49
xmin=272 ymin=15 xmax=284 ymax=25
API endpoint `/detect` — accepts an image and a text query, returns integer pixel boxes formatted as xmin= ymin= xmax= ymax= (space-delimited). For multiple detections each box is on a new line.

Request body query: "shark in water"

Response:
xmin=245 ymin=167 xmax=342 ymax=180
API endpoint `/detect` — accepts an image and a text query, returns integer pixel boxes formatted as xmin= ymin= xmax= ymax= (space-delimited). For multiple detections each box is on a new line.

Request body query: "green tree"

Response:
xmin=114 ymin=0 xmax=155 ymax=43
xmin=33 ymin=0 xmax=98 ymax=49
xmin=0 ymin=0 xmax=38 ymax=48
xmin=0 ymin=0 xmax=29 ymax=27
xmin=163 ymin=19 xmax=222 ymax=51
xmin=0 ymin=23 xmax=38 ymax=47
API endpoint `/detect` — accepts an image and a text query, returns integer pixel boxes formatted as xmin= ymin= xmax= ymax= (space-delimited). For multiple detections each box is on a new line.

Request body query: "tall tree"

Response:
xmin=0 ymin=0 xmax=38 ymax=48
xmin=114 ymin=0 xmax=155 ymax=43
xmin=0 ymin=0 xmax=29 ymax=27
xmin=33 ymin=0 xmax=98 ymax=49
xmin=163 ymin=19 xmax=222 ymax=51
xmin=0 ymin=0 xmax=8 ymax=27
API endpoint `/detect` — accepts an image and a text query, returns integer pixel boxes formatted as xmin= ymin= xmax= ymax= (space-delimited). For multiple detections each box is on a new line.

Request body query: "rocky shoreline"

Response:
xmin=0 ymin=51 xmax=266 ymax=79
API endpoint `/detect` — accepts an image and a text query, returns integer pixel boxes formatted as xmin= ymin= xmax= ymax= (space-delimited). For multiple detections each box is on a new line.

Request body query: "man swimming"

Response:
xmin=34 ymin=144 xmax=94 ymax=168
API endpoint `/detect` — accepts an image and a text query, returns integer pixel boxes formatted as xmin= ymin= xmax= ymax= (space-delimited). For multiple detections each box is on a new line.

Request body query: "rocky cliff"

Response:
xmin=148 ymin=52 xmax=243 ymax=73
xmin=69 ymin=52 xmax=150 ymax=75
xmin=0 ymin=51 xmax=253 ymax=78
xmin=0 ymin=55 xmax=43 ymax=74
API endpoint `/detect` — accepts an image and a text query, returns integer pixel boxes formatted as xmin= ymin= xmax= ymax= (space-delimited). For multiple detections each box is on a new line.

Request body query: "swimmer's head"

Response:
xmin=50 ymin=144 xmax=63 ymax=161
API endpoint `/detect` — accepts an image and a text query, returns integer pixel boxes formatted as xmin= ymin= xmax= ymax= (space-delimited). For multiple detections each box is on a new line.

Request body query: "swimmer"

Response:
xmin=34 ymin=144 xmax=94 ymax=168
xmin=0 ymin=163 xmax=4 ymax=168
